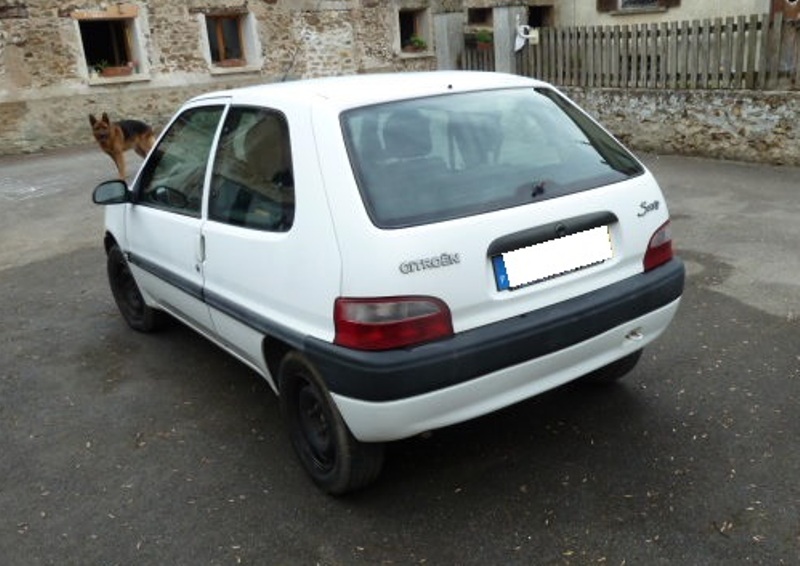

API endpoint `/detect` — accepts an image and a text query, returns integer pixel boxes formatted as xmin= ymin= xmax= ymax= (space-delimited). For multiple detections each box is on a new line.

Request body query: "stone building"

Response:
xmin=0 ymin=0 xmax=460 ymax=155
xmin=2 ymin=1 xmax=796 ymax=158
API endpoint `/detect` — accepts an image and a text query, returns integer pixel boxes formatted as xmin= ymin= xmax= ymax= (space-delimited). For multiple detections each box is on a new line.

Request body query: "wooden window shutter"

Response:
xmin=597 ymin=0 xmax=617 ymax=13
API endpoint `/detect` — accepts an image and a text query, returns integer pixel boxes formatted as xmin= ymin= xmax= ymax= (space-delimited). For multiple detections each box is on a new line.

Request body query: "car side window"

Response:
xmin=208 ymin=107 xmax=295 ymax=232
xmin=136 ymin=106 xmax=225 ymax=216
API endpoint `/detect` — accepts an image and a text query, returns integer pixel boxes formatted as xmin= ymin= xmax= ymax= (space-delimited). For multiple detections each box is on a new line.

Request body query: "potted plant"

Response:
xmin=96 ymin=60 xmax=133 ymax=78
xmin=475 ymin=29 xmax=493 ymax=51
xmin=93 ymin=60 xmax=109 ymax=76
xmin=403 ymin=35 xmax=427 ymax=53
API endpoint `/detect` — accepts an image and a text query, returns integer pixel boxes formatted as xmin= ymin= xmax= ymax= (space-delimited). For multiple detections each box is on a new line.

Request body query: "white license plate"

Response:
xmin=492 ymin=226 xmax=613 ymax=290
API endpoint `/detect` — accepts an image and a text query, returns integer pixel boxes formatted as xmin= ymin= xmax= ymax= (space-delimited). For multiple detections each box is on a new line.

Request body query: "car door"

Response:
xmin=125 ymin=100 xmax=227 ymax=334
xmin=197 ymin=106 xmax=298 ymax=375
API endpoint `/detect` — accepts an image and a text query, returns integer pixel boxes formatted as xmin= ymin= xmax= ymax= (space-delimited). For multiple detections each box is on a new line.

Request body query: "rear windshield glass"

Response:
xmin=341 ymin=87 xmax=643 ymax=228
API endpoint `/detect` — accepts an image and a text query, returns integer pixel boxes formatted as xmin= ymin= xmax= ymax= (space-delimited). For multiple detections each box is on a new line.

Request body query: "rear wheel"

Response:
xmin=107 ymin=244 xmax=162 ymax=332
xmin=278 ymin=351 xmax=384 ymax=495
xmin=582 ymin=349 xmax=643 ymax=384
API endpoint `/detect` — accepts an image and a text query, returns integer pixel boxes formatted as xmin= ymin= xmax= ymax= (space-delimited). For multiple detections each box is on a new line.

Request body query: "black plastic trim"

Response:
xmin=204 ymin=289 xmax=306 ymax=350
xmin=128 ymin=253 xmax=204 ymax=301
xmin=304 ymin=258 xmax=685 ymax=402
xmin=127 ymin=250 xmax=684 ymax=404
xmin=487 ymin=211 xmax=618 ymax=256
xmin=127 ymin=254 xmax=306 ymax=350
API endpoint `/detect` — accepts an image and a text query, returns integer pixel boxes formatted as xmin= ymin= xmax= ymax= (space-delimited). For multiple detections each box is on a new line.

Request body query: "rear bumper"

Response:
xmin=304 ymin=258 xmax=684 ymax=405
xmin=334 ymin=297 xmax=680 ymax=442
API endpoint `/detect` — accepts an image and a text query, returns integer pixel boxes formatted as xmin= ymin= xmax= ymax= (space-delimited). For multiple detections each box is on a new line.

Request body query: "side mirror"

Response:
xmin=92 ymin=179 xmax=130 ymax=205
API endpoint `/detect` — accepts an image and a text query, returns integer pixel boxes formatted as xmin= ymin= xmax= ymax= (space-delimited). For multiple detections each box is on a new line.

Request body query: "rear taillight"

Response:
xmin=643 ymin=220 xmax=674 ymax=272
xmin=334 ymin=296 xmax=453 ymax=351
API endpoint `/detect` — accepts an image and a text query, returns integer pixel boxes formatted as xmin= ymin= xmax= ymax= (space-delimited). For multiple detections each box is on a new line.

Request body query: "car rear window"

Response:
xmin=341 ymin=87 xmax=644 ymax=229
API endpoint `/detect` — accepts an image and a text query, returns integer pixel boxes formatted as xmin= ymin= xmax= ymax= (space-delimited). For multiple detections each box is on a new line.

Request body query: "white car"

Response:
xmin=92 ymin=71 xmax=684 ymax=494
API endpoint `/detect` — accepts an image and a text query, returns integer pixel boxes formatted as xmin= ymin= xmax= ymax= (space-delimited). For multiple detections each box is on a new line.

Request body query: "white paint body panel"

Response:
xmin=99 ymin=71 xmax=682 ymax=442
xmin=335 ymin=299 xmax=680 ymax=442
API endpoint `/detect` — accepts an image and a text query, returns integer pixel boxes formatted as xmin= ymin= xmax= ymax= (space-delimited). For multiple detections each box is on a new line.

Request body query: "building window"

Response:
xmin=529 ymin=5 xmax=554 ymax=28
xmin=467 ymin=8 xmax=492 ymax=26
xmin=74 ymin=5 xmax=143 ymax=78
xmin=621 ymin=0 xmax=659 ymax=7
xmin=399 ymin=8 xmax=430 ymax=53
xmin=597 ymin=0 xmax=680 ymax=12
xmin=206 ymin=14 xmax=245 ymax=67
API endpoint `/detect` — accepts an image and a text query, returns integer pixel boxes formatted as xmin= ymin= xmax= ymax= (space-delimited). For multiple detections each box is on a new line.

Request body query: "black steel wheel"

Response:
xmin=107 ymin=244 xmax=161 ymax=332
xmin=278 ymin=351 xmax=384 ymax=495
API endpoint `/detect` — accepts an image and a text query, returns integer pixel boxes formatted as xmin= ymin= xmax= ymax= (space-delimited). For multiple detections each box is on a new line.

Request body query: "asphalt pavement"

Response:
xmin=0 ymin=145 xmax=798 ymax=564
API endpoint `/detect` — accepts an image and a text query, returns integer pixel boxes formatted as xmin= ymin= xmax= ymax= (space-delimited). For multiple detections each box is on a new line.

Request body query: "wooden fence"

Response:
xmin=464 ymin=13 xmax=800 ymax=91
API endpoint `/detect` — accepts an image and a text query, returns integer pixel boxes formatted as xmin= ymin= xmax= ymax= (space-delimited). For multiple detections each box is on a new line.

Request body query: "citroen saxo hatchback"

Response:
xmin=93 ymin=71 xmax=684 ymax=494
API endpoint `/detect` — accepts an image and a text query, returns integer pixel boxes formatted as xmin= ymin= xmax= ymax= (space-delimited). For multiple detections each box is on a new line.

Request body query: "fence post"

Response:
xmin=668 ymin=21 xmax=678 ymax=89
xmin=710 ymin=17 xmax=722 ymax=89
xmin=722 ymin=17 xmax=733 ymax=89
xmin=628 ymin=23 xmax=638 ymax=88
xmin=599 ymin=25 xmax=606 ymax=88
xmin=757 ymin=13 xmax=770 ymax=89
xmin=745 ymin=14 xmax=758 ymax=89
xmin=619 ymin=24 xmax=630 ymax=88
xmin=585 ymin=26 xmax=593 ymax=87
xmin=565 ymin=27 xmax=574 ymax=86
xmin=793 ymin=20 xmax=800 ymax=89
xmin=766 ymin=12 xmax=784 ymax=89
xmin=734 ymin=15 xmax=746 ymax=89
xmin=699 ymin=18 xmax=711 ymax=89
xmin=677 ymin=21 xmax=688 ymax=89
xmin=535 ymin=28 xmax=543 ymax=79
xmin=547 ymin=26 xmax=557 ymax=84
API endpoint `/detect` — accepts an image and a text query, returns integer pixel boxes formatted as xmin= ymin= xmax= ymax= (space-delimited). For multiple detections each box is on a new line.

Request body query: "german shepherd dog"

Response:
xmin=89 ymin=113 xmax=155 ymax=179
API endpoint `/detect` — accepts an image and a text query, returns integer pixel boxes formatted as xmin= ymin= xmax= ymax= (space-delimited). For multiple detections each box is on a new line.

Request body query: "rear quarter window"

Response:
xmin=342 ymin=87 xmax=643 ymax=228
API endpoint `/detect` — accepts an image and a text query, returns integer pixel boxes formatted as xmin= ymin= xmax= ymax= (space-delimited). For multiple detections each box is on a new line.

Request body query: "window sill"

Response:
xmin=88 ymin=74 xmax=150 ymax=86
xmin=610 ymin=7 xmax=667 ymax=16
xmin=398 ymin=51 xmax=434 ymax=59
xmin=209 ymin=65 xmax=261 ymax=76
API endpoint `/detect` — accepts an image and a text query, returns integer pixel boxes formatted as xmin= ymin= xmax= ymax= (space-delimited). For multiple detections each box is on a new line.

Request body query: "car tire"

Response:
xmin=581 ymin=349 xmax=643 ymax=385
xmin=278 ymin=351 xmax=385 ymax=495
xmin=107 ymin=245 xmax=162 ymax=332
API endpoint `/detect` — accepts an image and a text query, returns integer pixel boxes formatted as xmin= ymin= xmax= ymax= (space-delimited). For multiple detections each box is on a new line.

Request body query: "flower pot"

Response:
xmin=100 ymin=66 xmax=133 ymax=78
xmin=215 ymin=58 xmax=246 ymax=68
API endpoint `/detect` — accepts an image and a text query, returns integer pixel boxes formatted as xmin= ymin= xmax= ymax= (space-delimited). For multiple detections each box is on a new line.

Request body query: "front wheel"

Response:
xmin=107 ymin=244 xmax=162 ymax=332
xmin=278 ymin=351 xmax=384 ymax=495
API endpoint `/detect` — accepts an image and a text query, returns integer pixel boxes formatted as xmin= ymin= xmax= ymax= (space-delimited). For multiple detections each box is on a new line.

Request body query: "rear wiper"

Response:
xmin=514 ymin=179 xmax=547 ymax=199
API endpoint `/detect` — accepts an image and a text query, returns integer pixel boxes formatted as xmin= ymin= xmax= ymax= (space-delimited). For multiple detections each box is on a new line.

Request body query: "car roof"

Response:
xmin=189 ymin=71 xmax=547 ymax=110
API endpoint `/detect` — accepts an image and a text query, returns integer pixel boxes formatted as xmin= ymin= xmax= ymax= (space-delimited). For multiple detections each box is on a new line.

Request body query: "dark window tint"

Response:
xmin=342 ymin=87 xmax=643 ymax=228
xmin=137 ymin=106 xmax=224 ymax=216
xmin=208 ymin=107 xmax=294 ymax=232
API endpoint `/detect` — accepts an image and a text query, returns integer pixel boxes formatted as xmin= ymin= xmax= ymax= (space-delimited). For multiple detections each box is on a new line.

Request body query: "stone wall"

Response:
xmin=1 ymin=1 xmax=797 ymax=166
xmin=0 ymin=0 xmax=438 ymax=155
xmin=566 ymin=88 xmax=800 ymax=166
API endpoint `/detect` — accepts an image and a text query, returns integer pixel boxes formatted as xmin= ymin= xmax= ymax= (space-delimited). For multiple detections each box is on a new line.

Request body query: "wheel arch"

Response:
xmin=103 ymin=231 xmax=120 ymax=255
xmin=262 ymin=335 xmax=295 ymax=392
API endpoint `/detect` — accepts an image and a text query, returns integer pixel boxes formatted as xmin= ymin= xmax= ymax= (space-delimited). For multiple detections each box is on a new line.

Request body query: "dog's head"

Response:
xmin=89 ymin=112 xmax=112 ymax=143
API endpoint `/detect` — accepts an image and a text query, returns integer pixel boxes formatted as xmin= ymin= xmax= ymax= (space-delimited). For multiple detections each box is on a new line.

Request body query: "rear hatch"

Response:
xmin=331 ymin=86 xmax=672 ymax=347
